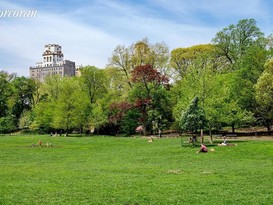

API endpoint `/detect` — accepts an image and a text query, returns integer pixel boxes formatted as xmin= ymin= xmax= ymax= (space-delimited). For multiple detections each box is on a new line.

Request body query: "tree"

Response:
xmin=171 ymin=43 xmax=254 ymax=137
xmin=31 ymin=100 xmax=54 ymax=133
xmin=30 ymin=75 xmax=62 ymax=133
xmin=255 ymin=60 xmax=273 ymax=131
xmin=88 ymin=102 xmax=108 ymax=133
xmin=212 ymin=18 xmax=269 ymax=115
xmin=108 ymin=38 xmax=171 ymax=88
xmin=108 ymin=44 xmax=133 ymax=88
xmin=80 ymin=66 xmax=107 ymax=104
xmin=171 ymin=45 xmax=221 ymax=136
xmin=150 ymin=42 xmax=170 ymax=77
xmin=179 ymin=96 xmax=206 ymax=142
xmin=120 ymin=108 xmax=141 ymax=135
xmin=52 ymin=78 xmax=86 ymax=135
xmin=107 ymin=101 xmax=134 ymax=134
xmin=130 ymin=64 xmax=169 ymax=136
xmin=0 ymin=72 xmax=13 ymax=117
xmin=170 ymin=44 xmax=221 ymax=80
xmin=71 ymin=86 xmax=91 ymax=134
xmin=43 ymin=75 xmax=62 ymax=101
xmin=0 ymin=72 xmax=17 ymax=133
xmin=212 ymin=18 xmax=265 ymax=67
xmin=104 ymin=67 xmax=130 ymax=101
xmin=221 ymin=100 xmax=254 ymax=133
xmin=0 ymin=115 xmax=16 ymax=133
xmin=11 ymin=77 xmax=36 ymax=124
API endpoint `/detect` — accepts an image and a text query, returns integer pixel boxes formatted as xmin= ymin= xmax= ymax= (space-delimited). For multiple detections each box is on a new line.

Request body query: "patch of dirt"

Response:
xmin=167 ymin=169 xmax=183 ymax=174
xmin=16 ymin=145 xmax=61 ymax=148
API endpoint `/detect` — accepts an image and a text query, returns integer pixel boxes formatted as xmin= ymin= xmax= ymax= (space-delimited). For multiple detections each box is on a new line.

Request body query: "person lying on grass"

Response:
xmin=196 ymin=144 xmax=208 ymax=153
xmin=218 ymin=137 xmax=237 ymax=146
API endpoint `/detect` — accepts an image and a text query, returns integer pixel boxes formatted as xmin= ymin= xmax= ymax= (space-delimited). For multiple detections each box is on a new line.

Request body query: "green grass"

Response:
xmin=0 ymin=135 xmax=273 ymax=205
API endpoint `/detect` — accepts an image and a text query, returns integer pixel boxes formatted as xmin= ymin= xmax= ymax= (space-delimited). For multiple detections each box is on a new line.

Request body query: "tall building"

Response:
xmin=29 ymin=44 xmax=75 ymax=82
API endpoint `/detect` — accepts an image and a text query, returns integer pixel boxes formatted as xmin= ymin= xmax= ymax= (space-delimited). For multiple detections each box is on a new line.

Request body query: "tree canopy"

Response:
xmin=1 ymin=18 xmax=273 ymax=135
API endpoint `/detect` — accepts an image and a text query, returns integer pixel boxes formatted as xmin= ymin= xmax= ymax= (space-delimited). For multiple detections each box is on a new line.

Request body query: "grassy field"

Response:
xmin=0 ymin=135 xmax=273 ymax=205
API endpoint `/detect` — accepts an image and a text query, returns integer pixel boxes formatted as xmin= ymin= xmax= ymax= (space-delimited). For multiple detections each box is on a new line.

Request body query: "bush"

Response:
xmin=0 ymin=116 xmax=17 ymax=133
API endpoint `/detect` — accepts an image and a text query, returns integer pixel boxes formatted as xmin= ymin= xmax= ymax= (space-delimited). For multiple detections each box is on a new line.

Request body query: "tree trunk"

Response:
xmin=267 ymin=124 xmax=271 ymax=134
xmin=201 ymin=128 xmax=204 ymax=143
xmin=143 ymin=125 xmax=147 ymax=136
xmin=232 ymin=124 xmax=235 ymax=133
xmin=265 ymin=119 xmax=271 ymax=133
xmin=209 ymin=125 xmax=213 ymax=143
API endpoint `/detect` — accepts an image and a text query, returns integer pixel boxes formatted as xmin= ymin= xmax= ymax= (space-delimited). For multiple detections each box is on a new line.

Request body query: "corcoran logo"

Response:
xmin=0 ymin=10 xmax=38 ymax=18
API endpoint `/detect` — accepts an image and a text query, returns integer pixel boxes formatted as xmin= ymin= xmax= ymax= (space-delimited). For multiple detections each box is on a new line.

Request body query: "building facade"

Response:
xmin=30 ymin=44 xmax=75 ymax=81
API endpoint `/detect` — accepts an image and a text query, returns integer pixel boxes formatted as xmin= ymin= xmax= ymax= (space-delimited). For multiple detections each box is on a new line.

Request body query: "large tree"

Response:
xmin=212 ymin=18 xmax=265 ymax=67
xmin=255 ymin=60 xmax=273 ymax=131
xmin=179 ymin=96 xmax=206 ymax=142
xmin=79 ymin=66 xmax=107 ymax=104
xmin=130 ymin=64 xmax=169 ymax=135
xmin=212 ymin=18 xmax=269 ymax=114
xmin=0 ymin=72 xmax=13 ymax=117
xmin=170 ymin=44 xmax=222 ymax=80
xmin=52 ymin=78 xmax=87 ymax=135
xmin=11 ymin=76 xmax=36 ymax=122
xmin=171 ymin=43 xmax=254 ymax=136
xmin=108 ymin=38 xmax=171 ymax=88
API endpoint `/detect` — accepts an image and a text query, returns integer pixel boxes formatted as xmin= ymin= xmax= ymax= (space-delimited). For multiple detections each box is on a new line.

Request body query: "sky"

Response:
xmin=0 ymin=0 xmax=273 ymax=76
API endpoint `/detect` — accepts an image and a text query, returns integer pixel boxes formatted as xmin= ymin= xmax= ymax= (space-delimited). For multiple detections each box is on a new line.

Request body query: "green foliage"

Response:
xmin=172 ymin=48 xmax=223 ymax=132
xmin=104 ymin=67 xmax=130 ymax=101
xmin=212 ymin=18 xmax=268 ymax=115
xmin=2 ymin=18 xmax=273 ymax=134
xmin=221 ymin=100 xmax=255 ymax=131
xmin=51 ymin=78 xmax=85 ymax=134
xmin=170 ymin=44 xmax=220 ymax=79
xmin=89 ymin=102 xmax=108 ymax=130
xmin=120 ymin=108 xmax=141 ymax=135
xmin=18 ymin=110 xmax=33 ymax=129
xmin=129 ymin=64 xmax=170 ymax=135
xmin=212 ymin=18 xmax=265 ymax=66
xmin=255 ymin=60 xmax=273 ymax=130
xmin=10 ymin=77 xmax=36 ymax=120
xmin=31 ymin=101 xmax=54 ymax=133
xmin=180 ymin=96 xmax=206 ymax=133
xmin=0 ymin=72 xmax=13 ymax=117
xmin=0 ymin=115 xmax=17 ymax=133
xmin=79 ymin=66 xmax=108 ymax=104
xmin=108 ymin=38 xmax=171 ymax=85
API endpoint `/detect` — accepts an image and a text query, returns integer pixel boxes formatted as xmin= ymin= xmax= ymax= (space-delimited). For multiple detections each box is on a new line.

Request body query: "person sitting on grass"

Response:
xmin=218 ymin=136 xmax=227 ymax=146
xmin=196 ymin=144 xmax=208 ymax=153
xmin=189 ymin=135 xmax=197 ymax=145
xmin=38 ymin=140 xmax=42 ymax=147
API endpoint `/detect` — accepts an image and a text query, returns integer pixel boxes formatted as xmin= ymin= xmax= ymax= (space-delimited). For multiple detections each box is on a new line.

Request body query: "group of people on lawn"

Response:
xmin=196 ymin=136 xmax=236 ymax=153
xmin=32 ymin=140 xmax=53 ymax=147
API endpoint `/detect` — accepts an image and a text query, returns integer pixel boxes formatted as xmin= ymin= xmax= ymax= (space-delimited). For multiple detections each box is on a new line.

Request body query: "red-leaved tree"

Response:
xmin=108 ymin=102 xmax=134 ymax=133
xmin=131 ymin=64 xmax=169 ymax=135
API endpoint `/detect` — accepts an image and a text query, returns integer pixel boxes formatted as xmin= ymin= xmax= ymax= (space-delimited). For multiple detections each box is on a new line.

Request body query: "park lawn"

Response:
xmin=0 ymin=135 xmax=273 ymax=205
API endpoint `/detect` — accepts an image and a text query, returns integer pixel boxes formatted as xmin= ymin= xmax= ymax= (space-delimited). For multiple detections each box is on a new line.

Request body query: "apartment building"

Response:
xmin=30 ymin=44 xmax=75 ymax=81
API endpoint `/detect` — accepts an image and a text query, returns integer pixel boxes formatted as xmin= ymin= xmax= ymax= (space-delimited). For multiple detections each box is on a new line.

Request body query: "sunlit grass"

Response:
xmin=0 ymin=135 xmax=272 ymax=204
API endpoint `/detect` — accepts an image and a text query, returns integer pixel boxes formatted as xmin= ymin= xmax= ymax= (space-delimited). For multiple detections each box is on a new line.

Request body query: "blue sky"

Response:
xmin=0 ymin=0 xmax=273 ymax=76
